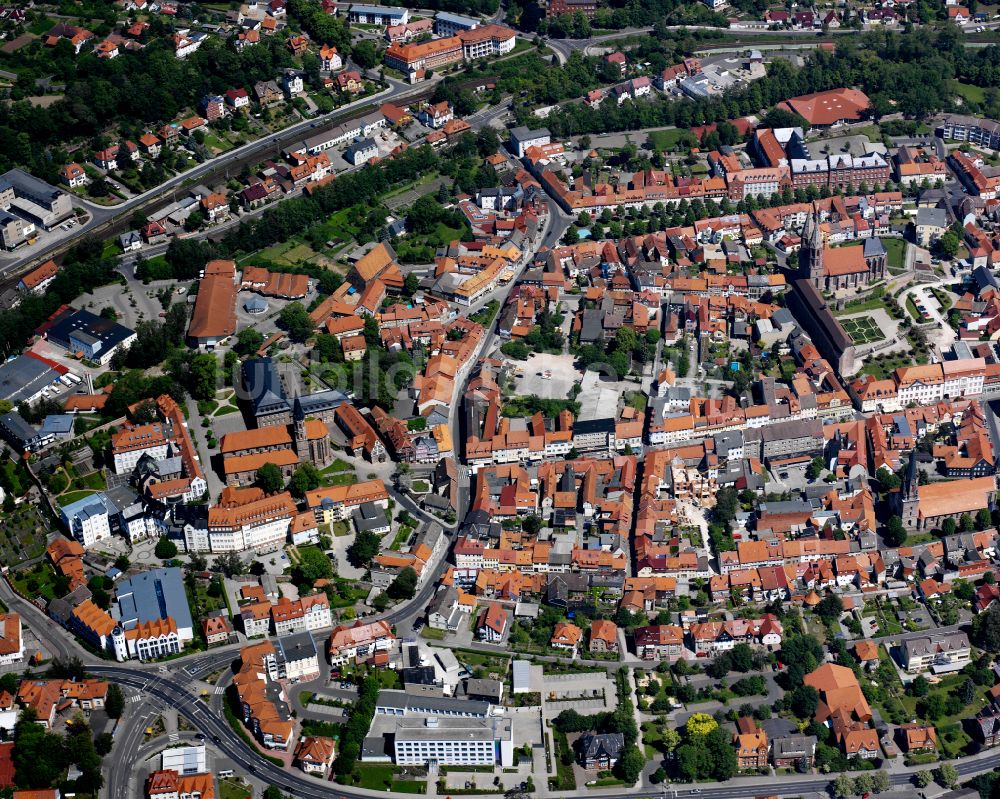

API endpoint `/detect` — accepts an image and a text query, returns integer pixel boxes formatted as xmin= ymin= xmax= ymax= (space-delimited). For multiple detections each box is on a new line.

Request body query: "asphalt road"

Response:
xmin=87 ymin=660 xmax=1000 ymax=799
xmin=0 ymin=75 xmax=434 ymax=281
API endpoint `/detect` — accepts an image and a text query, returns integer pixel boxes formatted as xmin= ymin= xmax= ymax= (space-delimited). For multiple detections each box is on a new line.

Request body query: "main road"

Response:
xmin=0 ymin=73 xmax=437 ymax=281
xmin=88 ymin=661 xmax=1000 ymax=799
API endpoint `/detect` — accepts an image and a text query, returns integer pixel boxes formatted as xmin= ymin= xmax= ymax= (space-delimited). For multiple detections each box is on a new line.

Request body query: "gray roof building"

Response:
xmin=115 ymin=567 xmax=194 ymax=634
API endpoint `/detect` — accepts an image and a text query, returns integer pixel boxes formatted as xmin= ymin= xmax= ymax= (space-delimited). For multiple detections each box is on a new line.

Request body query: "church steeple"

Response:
xmin=799 ymin=209 xmax=824 ymax=288
xmin=293 ymin=396 xmax=309 ymax=460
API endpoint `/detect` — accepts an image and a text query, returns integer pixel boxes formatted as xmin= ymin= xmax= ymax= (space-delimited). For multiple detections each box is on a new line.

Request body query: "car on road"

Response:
xmin=196 ymin=733 xmax=205 ymax=740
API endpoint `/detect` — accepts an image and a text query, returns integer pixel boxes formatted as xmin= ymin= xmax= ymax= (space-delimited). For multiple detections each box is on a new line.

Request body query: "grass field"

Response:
xmin=257 ymin=240 xmax=317 ymax=266
xmin=954 ymin=81 xmax=987 ymax=104
xmin=884 ymin=237 xmax=906 ymax=272
xmin=841 ymin=315 xmax=884 ymax=344
xmin=354 ymin=765 xmax=403 ymax=790
xmin=647 ymin=128 xmax=695 ymax=152
xmin=58 ymin=489 xmax=97 ymax=506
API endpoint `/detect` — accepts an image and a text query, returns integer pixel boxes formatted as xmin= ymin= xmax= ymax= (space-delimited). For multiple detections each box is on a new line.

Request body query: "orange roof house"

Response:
xmin=589 ymin=619 xmax=618 ymax=652
xmin=779 ymin=88 xmax=870 ymax=127
xmin=550 ymin=621 xmax=583 ymax=650
xmin=804 ymin=663 xmax=872 ymax=723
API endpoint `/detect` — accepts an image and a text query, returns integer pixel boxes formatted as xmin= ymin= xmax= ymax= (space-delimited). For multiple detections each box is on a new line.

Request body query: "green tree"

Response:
xmin=973 ymin=604 xmax=1000 ymax=652
xmin=883 ymin=515 xmax=907 ymax=547
xmin=832 ymin=774 xmax=855 ymax=799
xmin=876 ymin=466 xmax=901 ymax=492
xmin=154 ymin=537 xmax=178 ymax=560
xmin=978 ymin=507 xmax=993 ymax=530
xmin=279 ymin=302 xmax=314 ymax=342
xmin=255 ymin=462 xmax=285 ymax=493
xmin=815 ymin=592 xmax=844 ymax=622
xmin=613 ymin=745 xmax=644 ymax=784
xmin=347 ymin=529 xmax=380 ymax=568
xmin=187 ymin=353 xmax=218 ymax=400
xmin=289 ymin=463 xmax=321 ymax=497
xmin=105 ymin=683 xmax=125 ymax=719
xmin=387 ymin=566 xmax=418 ymax=600
xmin=807 ymin=455 xmax=825 ymax=480
xmin=914 ymin=771 xmax=933 ymax=788
xmin=791 ymin=684 xmax=819 ymax=718
xmin=235 ymin=327 xmax=265 ymax=356
xmin=935 ymin=763 xmax=958 ymax=789
xmin=295 ymin=546 xmax=333 ymax=584
xmin=352 ymin=39 xmax=378 ymax=68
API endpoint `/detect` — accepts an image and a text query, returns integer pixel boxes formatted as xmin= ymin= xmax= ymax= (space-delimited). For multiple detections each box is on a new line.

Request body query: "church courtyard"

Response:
xmin=841 ymin=314 xmax=885 ymax=344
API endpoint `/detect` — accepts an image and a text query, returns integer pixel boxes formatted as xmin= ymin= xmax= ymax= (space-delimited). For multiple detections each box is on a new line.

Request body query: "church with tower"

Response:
xmin=799 ymin=211 xmax=887 ymax=293
xmin=219 ymin=401 xmax=334 ymax=487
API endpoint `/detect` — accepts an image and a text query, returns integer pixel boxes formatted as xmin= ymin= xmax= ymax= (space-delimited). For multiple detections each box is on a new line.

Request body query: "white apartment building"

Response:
xmin=114 ymin=620 xmax=183 ymax=662
xmin=271 ymin=595 xmax=332 ymax=636
xmin=60 ymin=495 xmax=113 ymax=548
xmin=111 ymin=423 xmax=170 ymax=474
xmin=901 ymin=631 xmax=972 ymax=674
xmin=191 ymin=490 xmax=296 ymax=553
xmin=390 ymin=717 xmax=514 ymax=767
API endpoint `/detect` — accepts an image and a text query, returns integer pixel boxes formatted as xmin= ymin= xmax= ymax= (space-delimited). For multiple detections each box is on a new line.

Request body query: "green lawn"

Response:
xmin=12 ymin=563 xmax=60 ymax=601
xmin=954 ymin=81 xmax=987 ymax=104
xmin=647 ymin=128 xmax=694 ymax=152
xmin=354 ymin=764 xmax=402 ymax=790
xmin=420 ymin=626 xmax=446 ymax=640
xmin=218 ymin=779 xmax=252 ymax=799
xmin=884 ymin=237 xmax=906 ymax=271
xmin=58 ymin=489 xmax=97 ymax=506
xmin=411 ymin=480 xmax=429 ymax=493
xmin=550 ymin=730 xmax=577 ymax=791
xmin=834 ymin=292 xmax=891 ymax=317
xmin=203 ymin=133 xmax=233 ymax=154
xmin=390 ymin=780 xmax=426 ymax=794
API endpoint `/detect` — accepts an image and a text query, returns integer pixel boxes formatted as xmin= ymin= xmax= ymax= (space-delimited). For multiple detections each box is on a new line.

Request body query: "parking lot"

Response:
xmin=540 ymin=671 xmax=616 ymax=714
xmin=511 ymin=352 xmax=581 ymax=400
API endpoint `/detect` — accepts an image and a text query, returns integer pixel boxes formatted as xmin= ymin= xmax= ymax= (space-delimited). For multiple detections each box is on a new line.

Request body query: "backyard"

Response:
xmin=0 ymin=504 xmax=51 ymax=567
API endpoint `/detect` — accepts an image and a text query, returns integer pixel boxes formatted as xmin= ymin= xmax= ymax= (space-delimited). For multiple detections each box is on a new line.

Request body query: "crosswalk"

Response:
xmin=126 ymin=695 xmax=143 ymax=705
xmin=168 ymin=733 xmax=179 ymax=742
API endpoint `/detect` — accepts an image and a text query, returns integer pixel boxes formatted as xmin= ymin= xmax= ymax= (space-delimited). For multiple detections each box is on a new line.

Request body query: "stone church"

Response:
xmin=799 ymin=211 xmax=887 ymax=293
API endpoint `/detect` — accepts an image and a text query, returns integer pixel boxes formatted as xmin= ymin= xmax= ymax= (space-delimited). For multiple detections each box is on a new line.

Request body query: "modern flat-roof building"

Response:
xmin=434 ymin=11 xmax=480 ymax=36
xmin=363 ymin=714 xmax=514 ymax=767
xmin=113 ymin=567 xmax=194 ymax=660
xmin=375 ymin=690 xmax=491 ymax=718
xmin=0 ymin=354 xmax=66 ymax=406
xmin=348 ymin=4 xmax=408 ymax=25
xmin=0 ymin=210 xmax=36 ymax=250
xmin=44 ymin=308 xmax=137 ymax=365
xmin=510 ymin=126 xmax=551 ymax=158
xmin=0 ymin=169 xmax=74 ymax=230
xmin=59 ymin=493 xmax=114 ymax=548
